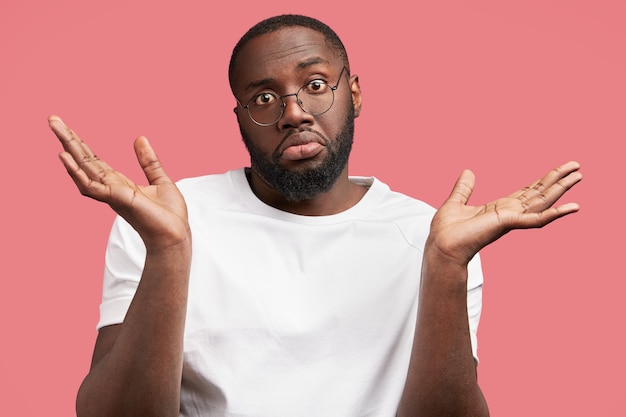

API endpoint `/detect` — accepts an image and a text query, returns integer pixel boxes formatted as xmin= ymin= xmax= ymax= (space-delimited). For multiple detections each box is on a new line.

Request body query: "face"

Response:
xmin=231 ymin=26 xmax=362 ymax=202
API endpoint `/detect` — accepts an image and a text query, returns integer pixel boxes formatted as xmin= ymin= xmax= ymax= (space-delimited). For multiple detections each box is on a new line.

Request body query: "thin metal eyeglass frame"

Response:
xmin=236 ymin=66 xmax=349 ymax=127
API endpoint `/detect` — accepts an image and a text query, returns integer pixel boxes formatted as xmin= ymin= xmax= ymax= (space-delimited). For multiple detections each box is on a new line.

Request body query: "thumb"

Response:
xmin=134 ymin=136 xmax=172 ymax=185
xmin=446 ymin=169 xmax=475 ymax=205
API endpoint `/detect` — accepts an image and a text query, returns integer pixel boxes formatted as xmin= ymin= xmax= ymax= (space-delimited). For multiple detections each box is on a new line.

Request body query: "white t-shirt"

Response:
xmin=99 ymin=168 xmax=484 ymax=417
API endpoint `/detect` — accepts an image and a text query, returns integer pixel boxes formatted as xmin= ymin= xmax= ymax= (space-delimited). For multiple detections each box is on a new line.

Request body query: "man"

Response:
xmin=49 ymin=14 xmax=582 ymax=417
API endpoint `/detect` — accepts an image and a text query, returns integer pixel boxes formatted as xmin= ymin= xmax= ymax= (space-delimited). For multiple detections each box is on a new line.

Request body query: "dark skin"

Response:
xmin=231 ymin=27 xmax=365 ymax=216
xmin=49 ymin=126 xmax=191 ymax=417
xmin=50 ymin=26 xmax=582 ymax=417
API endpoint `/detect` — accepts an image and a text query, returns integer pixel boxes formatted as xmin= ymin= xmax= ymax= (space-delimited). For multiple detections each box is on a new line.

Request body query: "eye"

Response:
xmin=303 ymin=80 xmax=329 ymax=94
xmin=252 ymin=92 xmax=278 ymax=106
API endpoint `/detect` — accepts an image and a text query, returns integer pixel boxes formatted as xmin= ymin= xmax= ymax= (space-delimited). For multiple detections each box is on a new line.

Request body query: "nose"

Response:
xmin=277 ymin=93 xmax=314 ymax=130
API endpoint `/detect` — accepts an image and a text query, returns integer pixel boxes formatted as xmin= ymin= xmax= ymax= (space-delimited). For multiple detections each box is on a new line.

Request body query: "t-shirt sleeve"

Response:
xmin=97 ymin=215 xmax=146 ymax=330
xmin=467 ymin=253 xmax=484 ymax=362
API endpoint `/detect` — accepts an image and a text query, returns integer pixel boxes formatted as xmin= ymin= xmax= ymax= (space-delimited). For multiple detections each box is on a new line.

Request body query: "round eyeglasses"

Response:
xmin=236 ymin=67 xmax=348 ymax=126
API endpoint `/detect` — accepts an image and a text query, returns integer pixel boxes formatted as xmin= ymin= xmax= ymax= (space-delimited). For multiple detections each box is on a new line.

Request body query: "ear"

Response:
xmin=349 ymin=74 xmax=362 ymax=117
xmin=233 ymin=103 xmax=241 ymax=123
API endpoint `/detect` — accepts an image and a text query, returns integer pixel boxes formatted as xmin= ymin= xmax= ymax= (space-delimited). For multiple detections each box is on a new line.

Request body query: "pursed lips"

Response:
xmin=276 ymin=129 xmax=328 ymax=161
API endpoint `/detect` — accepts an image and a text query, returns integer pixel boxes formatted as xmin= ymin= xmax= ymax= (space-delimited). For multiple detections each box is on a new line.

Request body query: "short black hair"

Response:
xmin=228 ymin=14 xmax=350 ymax=90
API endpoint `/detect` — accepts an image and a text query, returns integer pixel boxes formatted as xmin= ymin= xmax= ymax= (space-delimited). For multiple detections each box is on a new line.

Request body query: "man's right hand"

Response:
xmin=48 ymin=115 xmax=190 ymax=249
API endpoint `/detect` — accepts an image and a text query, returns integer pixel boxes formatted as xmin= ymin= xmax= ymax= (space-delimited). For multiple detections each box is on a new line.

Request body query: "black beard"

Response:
xmin=240 ymin=107 xmax=355 ymax=202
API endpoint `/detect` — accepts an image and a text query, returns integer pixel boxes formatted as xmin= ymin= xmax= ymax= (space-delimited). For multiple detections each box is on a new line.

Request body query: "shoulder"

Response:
xmin=175 ymin=169 xmax=239 ymax=198
xmin=350 ymin=175 xmax=437 ymax=248
xmin=351 ymin=175 xmax=436 ymax=218
xmin=174 ymin=169 xmax=249 ymax=212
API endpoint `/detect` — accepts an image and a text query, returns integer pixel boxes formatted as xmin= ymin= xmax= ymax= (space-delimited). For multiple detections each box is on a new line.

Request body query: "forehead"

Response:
xmin=231 ymin=27 xmax=341 ymax=91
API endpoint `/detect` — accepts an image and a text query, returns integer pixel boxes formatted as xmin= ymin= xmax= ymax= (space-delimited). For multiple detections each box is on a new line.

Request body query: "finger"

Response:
xmin=58 ymin=151 xmax=111 ymax=202
xmin=526 ymin=169 xmax=583 ymax=211
xmin=510 ymin=161 xmax=581 ymax=200
xmin=48 ymin=115 xmax=96 ymax=159
xmin=445 ymin=169 xmax=475 ymax=205
xmin=48 ymin=115 xmax=122 ymax=183
xmin=516 ymin=201 xmax=581 ymax=229
xmin=48 ymin=115 xmax=109 ymax=175
xmin=528 ymin=161 xmax=581 ymax=191
xmin=513 ymin=162 xmax=583 ymax=211
xmin=133 ymin=136 xmax=173 ymax=186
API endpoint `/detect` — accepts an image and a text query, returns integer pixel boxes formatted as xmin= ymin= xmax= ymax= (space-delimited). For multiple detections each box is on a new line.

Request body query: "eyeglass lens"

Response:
xmin=247 ymin=82 xmax=335 ymax=126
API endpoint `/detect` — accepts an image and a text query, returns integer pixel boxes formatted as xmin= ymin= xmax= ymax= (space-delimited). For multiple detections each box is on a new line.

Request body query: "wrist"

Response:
xmin=422 ymin=238 xmax=470 ymax=286
xmin=145 ymin=230 xmax=192 ymax=257
xmin=141 ymin=220 xmax=192 ymax=251
xmin=424 ymin=235 xmax=472 ymax=267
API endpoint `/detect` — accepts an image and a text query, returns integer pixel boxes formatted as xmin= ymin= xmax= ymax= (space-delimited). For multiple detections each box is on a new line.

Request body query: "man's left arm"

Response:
xmin=397 ymin=161 xmax=582 ymax=417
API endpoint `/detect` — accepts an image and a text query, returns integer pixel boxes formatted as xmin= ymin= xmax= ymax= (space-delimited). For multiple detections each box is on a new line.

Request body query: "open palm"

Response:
xmin=49 ymin=116 xmax=189 ymax=249
xmin=428 ymin=162 xmax=582 ymax=265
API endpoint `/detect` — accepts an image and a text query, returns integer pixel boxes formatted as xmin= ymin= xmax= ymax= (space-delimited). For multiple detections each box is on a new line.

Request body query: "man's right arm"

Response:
xmin=49 ymin=116 xmax=191 ymax=417
xmin=77 ymin=239 xmax=191 ymax=417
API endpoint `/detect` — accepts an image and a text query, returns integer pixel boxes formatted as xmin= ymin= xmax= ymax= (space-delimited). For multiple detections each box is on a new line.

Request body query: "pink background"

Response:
xmin=1 ymin=0 xmax=624 ymax=415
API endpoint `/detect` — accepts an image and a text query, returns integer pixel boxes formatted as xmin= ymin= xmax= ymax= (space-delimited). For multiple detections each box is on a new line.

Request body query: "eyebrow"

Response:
xmin=296 ymin=56 xmax=330 ymax=70
xmin=244 ymin=57 xmax=332 ymax=92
